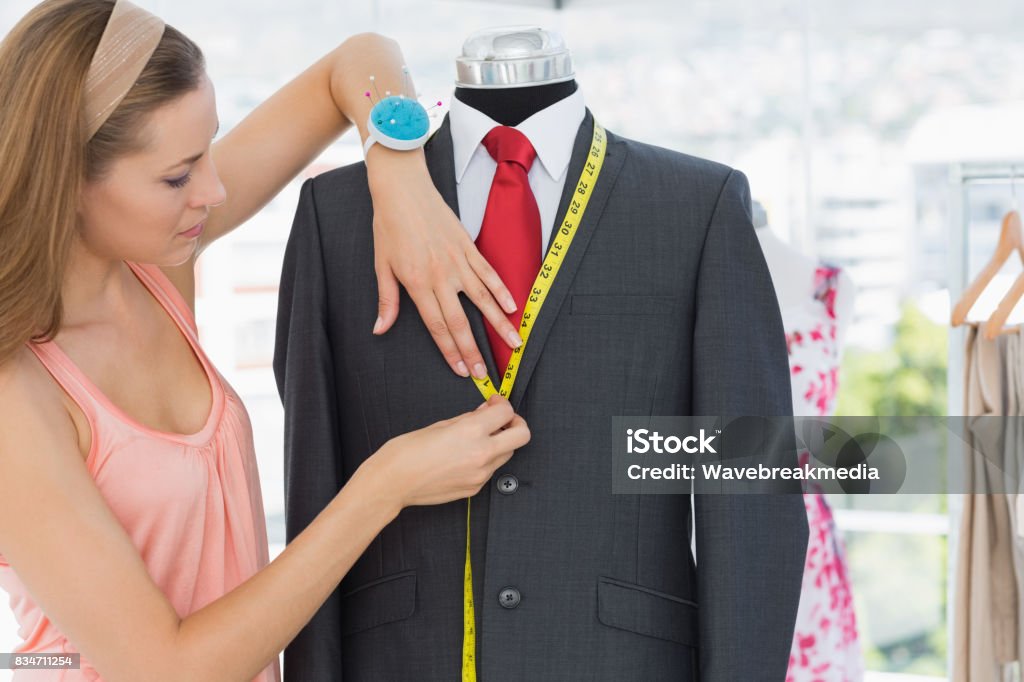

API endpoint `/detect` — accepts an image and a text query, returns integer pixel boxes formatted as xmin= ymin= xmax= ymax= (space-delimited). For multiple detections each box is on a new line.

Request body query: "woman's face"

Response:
xmin=78 ymin=72 xmax=225 ymax=267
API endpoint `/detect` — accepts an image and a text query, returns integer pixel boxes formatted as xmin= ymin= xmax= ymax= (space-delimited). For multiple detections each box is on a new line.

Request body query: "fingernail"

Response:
xmin=373 ymin=316 xmax=383 ymax=334
xmin=504 ymin=296 xmax=517 ymax=313
xmin=507 ymin=331 xmax=523 ymax=348
xmin=456 ymin=361 xmax=469 ymax=377
xmin=473 ymin=363 xmax=487 ymax=379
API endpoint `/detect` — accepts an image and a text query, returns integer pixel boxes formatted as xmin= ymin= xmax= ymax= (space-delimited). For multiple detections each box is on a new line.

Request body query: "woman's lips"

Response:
xmin=180 ymin=221 xmax=204 ymax=239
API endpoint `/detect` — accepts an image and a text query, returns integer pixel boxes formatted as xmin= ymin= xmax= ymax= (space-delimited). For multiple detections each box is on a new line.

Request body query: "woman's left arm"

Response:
xmin=199 ymin=33 xmax=520 ymax=378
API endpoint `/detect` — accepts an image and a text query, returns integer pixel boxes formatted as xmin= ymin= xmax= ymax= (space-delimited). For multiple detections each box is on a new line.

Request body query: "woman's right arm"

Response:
xmin=0 ymin=352 xmax=527 ymax=682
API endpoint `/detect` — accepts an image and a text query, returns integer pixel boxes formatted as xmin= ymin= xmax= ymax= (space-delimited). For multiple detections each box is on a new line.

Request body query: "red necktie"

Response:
xmin=475 ymin=126 xmax=542 ymax=373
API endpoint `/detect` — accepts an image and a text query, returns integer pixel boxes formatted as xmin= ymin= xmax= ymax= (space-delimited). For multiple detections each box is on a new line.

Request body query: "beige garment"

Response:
xmin=1003 ymin=332 xmax=1024 ymax=537
xmin=1002 ymin=329 xmax=1024 ymax=682
xmin=953 ymin=324 xmax=1023 ymax=682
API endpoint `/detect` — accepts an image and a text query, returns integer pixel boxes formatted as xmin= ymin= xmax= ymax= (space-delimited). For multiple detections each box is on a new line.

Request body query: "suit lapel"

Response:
xmin=506 ymin=108 xmax=627 ymax=409
xmin=424 ymin=116 xmax=502 ymax=384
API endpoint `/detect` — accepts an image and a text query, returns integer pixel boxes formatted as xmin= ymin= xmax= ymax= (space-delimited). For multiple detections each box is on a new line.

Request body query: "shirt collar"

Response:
xmin=449 ymin=85 xmax=586 ymax=184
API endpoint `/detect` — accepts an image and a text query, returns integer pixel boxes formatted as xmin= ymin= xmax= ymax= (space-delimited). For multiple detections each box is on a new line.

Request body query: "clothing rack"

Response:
xmin=946 ymin=160 xmax=1024 ymax=676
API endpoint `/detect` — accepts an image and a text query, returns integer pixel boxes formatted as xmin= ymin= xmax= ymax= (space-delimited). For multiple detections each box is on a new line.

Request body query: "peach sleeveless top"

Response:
xmin=0 ymin=262 xmax=280 ymax=682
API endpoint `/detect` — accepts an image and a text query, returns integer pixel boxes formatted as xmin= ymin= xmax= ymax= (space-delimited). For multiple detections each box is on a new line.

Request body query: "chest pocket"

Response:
xmin=512 ymin=292 xmax=681 ymax=417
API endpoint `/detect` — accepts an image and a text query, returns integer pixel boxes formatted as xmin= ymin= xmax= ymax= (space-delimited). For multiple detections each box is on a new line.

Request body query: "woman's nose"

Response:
xmin=191 ymin=157 xmax=227 ymax=209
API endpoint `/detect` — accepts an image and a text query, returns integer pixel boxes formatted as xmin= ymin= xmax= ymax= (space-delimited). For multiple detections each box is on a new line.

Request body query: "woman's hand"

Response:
xmin=184 ymin=31 xmax=523 ymax=380
xmin=356 ymin=395 xmax=530 ymax=514
xmin=366 ymin=147 xmax=524 ymax=380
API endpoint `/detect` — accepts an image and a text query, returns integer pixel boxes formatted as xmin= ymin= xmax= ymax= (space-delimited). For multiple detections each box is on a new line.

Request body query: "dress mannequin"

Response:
xmin=753 ymin=206 xmax=855 ymax=363
xmin=454 ymin=79 xmax=576 ymax=125
xmin=453 ymin=25 xmax=576 ymax=123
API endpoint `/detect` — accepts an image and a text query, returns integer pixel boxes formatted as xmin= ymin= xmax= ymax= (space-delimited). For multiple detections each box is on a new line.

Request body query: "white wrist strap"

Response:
xmin=363 ymin=136 xmax=377 ymax=159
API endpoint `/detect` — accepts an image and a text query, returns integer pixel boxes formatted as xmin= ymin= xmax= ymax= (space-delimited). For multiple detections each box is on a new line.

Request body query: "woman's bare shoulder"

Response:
xmin=0 ymin=345 xmax=76 ymax=452
xmin=0 ymin=345 xmax=45 ymax=399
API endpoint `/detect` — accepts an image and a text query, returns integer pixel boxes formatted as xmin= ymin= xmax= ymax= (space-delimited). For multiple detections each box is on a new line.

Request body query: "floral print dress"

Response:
xmin=784 ymin=265 xmax=864 ymax=682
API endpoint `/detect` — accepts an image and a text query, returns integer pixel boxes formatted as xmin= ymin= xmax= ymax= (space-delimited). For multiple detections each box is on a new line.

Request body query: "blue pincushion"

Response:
xmin=369 ymin=95 xmax=430 ymax=147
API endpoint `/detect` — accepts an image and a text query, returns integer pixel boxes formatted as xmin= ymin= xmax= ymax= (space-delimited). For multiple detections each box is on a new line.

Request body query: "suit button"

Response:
xmin=498 ymin=587 xmax=521 ymax=609
xmin=496 ymin=474 xmax=519 ymax=495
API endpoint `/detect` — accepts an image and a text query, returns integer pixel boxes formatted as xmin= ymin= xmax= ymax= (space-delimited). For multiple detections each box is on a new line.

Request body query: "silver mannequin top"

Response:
xmin=455 ymin=26 xmax=575 ymax=89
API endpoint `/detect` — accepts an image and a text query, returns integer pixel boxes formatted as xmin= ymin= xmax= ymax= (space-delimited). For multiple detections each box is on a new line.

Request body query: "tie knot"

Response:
xmin=482 ymin=126 xmax=536 ymax=171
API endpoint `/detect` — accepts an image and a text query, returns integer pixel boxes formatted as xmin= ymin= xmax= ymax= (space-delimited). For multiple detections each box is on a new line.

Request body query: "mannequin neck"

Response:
xmin=453 ymin=79 xmax=578 ymax=126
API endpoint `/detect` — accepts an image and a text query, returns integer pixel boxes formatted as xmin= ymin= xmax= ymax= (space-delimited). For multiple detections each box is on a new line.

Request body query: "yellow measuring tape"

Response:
xmin=461 ymin=121 xmax=607 ymax=681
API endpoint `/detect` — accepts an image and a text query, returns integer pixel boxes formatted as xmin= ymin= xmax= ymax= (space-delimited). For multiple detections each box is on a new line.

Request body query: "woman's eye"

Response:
xmin=166 ymin=172 xmax=192 ymax=189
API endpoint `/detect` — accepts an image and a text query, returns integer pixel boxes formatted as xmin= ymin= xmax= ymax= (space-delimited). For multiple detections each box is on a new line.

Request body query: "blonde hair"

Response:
xmin=0 ymin=0 xmax=204 ymax=366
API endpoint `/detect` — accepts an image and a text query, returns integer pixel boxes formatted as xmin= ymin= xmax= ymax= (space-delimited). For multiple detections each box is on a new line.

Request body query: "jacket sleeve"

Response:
xmin=690 ymin=168 xmax=809 ymax=681
xmin=273 ymin=177 xmax=345 ymax=682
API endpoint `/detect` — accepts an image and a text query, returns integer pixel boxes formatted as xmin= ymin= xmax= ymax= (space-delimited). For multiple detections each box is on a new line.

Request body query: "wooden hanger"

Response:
xmin=983 ymin=173 xmax=1024 ymax=339
xmin=985 ymin=269 xmax=1024 ymax=338
xmin=951 ymin=170 xmax=1024 ymax=332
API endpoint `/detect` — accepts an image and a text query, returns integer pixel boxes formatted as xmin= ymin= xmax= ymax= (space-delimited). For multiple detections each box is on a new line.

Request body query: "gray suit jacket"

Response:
xmin=274 ymin=108 xmax=809 ymax=681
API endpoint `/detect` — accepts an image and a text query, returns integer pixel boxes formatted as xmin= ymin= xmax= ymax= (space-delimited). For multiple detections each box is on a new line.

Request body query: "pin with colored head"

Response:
xmin=402 ymin=65 xmax=413 ymax=98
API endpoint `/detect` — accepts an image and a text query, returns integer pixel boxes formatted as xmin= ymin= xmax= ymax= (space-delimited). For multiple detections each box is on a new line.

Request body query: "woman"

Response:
xmin=0 ymin=1 xmax=529 ymax=680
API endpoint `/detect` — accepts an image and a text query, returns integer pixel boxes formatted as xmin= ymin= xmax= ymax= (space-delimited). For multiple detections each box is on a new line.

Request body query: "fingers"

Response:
xmin=486 ymin=448 xmax=516 ymax=478
xmin=444 ymin=397 xmax=491 ymax=425
xmin=436 ymin=288 xmax=489 ymax=380
xmin=374 ymin=258 xmax=400 ymax=335
xmin=448 ymin=396 xmax=506 ymax=427
xmin=466 ymin=395 xmax=516 ymax=434
xmin=459 ymin=262 xmax=524 ymax=351
xmin=467 ymin=245 xmax=517 ymax=315
xmin=407 ymin=289 xmax=470 ymax=377
xmin=489 ymin=414 xmax=531 ymax=453
xmin=455 ymin=402 xmax=527 ymax=498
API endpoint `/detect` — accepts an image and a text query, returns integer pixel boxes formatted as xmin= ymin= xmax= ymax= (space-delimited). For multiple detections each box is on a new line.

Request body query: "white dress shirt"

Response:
xmin=448 ymin=86 xmax=586 ymax=261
